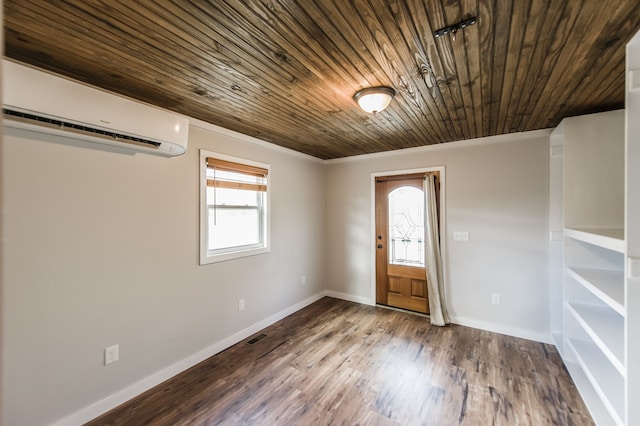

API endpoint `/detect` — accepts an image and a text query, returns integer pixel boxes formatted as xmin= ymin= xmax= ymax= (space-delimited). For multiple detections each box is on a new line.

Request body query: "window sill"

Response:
xmin=200 ymin=246 xmax=270 ymax=265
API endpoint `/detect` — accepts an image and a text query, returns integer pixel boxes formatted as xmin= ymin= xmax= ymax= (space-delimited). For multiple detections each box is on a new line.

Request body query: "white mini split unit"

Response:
xmin=2 ymin=59 xmax=189 ymax=156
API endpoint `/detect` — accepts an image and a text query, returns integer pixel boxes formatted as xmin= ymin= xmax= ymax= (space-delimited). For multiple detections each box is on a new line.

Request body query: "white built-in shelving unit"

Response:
xmin=551 ymin=29 xmax=640 ymax=425
xmin=564 ymin=225 xmax=626 ymax=425
xmin=564 ymin=224 xmax=625 ymax=425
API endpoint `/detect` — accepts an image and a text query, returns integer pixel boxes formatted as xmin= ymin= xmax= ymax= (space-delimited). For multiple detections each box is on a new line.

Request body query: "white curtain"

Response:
xmin=424 ymin=174 xmax=449 ymax=326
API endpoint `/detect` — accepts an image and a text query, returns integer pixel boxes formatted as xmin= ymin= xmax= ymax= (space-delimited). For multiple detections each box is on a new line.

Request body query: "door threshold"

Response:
xmin=375 ymin=304 xmax=430 ymax=318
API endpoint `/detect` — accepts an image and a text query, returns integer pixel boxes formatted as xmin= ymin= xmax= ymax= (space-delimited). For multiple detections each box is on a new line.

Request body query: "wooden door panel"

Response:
xmin=411 ymin=279 xmax=427 ymax=299
xmin=386 ymin=273 xmax=429 ymax=314
xmin=389 ymin=276 xmax=402 ymax=294
xmin=387 ymin=277 xmax=429 ymax=313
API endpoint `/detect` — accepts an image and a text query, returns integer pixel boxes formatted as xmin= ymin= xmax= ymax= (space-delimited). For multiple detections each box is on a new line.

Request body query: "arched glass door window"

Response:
xmin=388 ymin=186 xmax=425 ymax=266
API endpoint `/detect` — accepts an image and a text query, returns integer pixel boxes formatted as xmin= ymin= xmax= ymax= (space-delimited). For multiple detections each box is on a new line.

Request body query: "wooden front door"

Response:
xmin=375 ymin=174 xmax=429 ymax=314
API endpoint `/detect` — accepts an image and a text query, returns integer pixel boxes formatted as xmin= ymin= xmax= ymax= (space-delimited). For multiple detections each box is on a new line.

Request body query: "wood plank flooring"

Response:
xmin=87 ymin=297 xmax=593 ymax=425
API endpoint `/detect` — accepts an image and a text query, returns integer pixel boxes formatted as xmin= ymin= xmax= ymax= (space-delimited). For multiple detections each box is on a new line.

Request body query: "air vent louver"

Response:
xmin=246 ymin=334 xmax=267 ymax=345
xmin=4 ymin=108 xmax=162 ymax=149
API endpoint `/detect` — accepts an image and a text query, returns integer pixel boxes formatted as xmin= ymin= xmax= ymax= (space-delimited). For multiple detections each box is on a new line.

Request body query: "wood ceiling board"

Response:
xmin=4 ymin=0 xmax=640 ymax=159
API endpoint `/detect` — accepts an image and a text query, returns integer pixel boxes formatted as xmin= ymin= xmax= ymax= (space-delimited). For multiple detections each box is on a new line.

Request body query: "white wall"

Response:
xmin=563 ymin=110 xmax=625 ymax=229
xmin=1 ymin=122 xmax=326 ymax=425
xmin=325 ymin=131 xmax=551 ymax=342
xmin=0 ymin=76 xmax=555 ymax=424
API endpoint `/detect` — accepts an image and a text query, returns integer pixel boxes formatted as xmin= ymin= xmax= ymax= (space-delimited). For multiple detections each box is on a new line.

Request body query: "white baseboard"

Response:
xmin=52 ymin=292 xmax=552 ymax=425
xmin=323 ymin=292 xmax=553 ymax=344
xmin=52 ymin=291 xmax=327 ymax=426
xmin=449 ymin=315 xmax=552 ymax=344
xmin=325 ymin=290 xmax=374 ymax=306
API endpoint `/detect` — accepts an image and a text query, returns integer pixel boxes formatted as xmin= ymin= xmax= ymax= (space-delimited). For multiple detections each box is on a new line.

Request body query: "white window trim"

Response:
xmin=199 ymin=149 xmax=271 ymax=265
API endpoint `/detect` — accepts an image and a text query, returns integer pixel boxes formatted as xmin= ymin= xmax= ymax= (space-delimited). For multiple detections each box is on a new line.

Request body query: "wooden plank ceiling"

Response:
xmin=4 ymin=1 xmax=640 ymax=159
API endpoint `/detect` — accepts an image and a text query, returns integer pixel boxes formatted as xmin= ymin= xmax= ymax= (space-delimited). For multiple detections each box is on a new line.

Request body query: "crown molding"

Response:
xmin=189 ymin=117 xmax=324 ymax=164
xmin=323 ymin=128 xmax=553 ymax=165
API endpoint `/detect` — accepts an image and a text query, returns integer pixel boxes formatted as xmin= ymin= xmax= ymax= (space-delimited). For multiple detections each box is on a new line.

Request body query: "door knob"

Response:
xmin=377 ymin=244 xmax=383 ymax=249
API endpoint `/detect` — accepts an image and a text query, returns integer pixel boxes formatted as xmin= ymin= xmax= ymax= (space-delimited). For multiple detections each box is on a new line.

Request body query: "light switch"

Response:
xmin=104 ymin=344 xmax=119 ymax=366
xmin=453 ymin=231 xmax=469 ymax=242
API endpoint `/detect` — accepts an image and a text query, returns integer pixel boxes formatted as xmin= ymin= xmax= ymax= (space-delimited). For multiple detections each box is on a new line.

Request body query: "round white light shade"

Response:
xmin=353 ymin=86 xmax=396 ymax=113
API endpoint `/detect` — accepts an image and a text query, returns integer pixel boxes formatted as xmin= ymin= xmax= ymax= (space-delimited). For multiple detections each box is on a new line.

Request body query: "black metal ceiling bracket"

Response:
xmin=433 ymin=17 xmax=477 ymax=39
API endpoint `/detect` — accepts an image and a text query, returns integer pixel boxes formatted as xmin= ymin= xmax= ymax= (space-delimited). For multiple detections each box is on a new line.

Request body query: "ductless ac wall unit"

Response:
xmin=2 ymin=59 xmax=189 ymax=156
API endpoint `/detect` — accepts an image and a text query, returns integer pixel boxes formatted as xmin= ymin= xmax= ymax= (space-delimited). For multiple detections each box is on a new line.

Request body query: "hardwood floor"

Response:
xmin=87 ymin=297 xmax=593 ymax=425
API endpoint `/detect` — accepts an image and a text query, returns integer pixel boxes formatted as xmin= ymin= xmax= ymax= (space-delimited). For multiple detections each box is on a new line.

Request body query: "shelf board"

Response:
xmin=564 ymin=228 xmax=625 ymax=253
xmin=564 ymin=360 xmax=617 ymax=426
xmin=568 ymin=338 xmax=625 ymax=425
xmin=567 ymin=268 xmax=625 ymax=315
xmin=567 ymin=302 xmax=625 ymax=375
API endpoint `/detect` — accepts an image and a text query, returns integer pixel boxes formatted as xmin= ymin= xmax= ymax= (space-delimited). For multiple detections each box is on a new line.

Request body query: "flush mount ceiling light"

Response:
xmin=353 ymin=86 xmax=396 ymax=113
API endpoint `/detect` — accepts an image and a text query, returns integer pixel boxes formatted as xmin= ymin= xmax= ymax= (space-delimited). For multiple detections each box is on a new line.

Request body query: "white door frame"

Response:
xmin=369 ymin=166 xmax=447 ymax=306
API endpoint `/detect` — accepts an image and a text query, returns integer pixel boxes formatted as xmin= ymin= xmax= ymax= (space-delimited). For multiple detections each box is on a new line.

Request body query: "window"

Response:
xmin=200 ymin=150 xmax=270 ymax=264
xmin=388 ymin=186 xmax=425 ymax=267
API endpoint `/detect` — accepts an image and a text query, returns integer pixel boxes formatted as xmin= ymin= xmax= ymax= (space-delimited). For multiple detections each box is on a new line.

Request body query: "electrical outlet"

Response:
xmin=301 ymin=275 xmax=307 ymax=285
xmin=491 ymin=293 xmax=501 ymax=305
xmin=238 ymin=299 xmax=245 ymax=311
xmin=453 ymin=231 xmax=470 ymax=242
xmin=104 ymin=344 xmax=119 ymax=366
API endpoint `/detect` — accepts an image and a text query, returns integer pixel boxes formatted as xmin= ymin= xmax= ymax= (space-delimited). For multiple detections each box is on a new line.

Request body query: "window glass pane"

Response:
xmin=208 ymin=207 xmax=261 ymax=250
xmin=207 ymin=186 xmax=260 ymax=206
xmin=388 ymin=186 xmax=425 ymax=266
